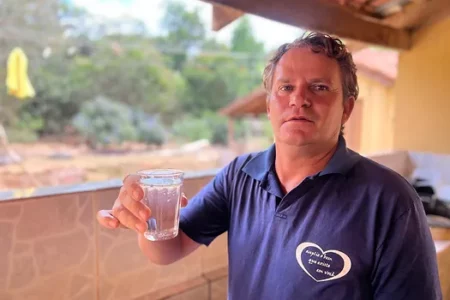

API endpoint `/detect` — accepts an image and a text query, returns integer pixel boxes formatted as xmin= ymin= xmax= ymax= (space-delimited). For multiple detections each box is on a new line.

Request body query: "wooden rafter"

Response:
xmin=381 ymin=0 xmax=450 ymax=30
xmin=204 ymin=0 xmax=412 ymax=50
xmin=212 ymin=3 xmax=244 ymax=31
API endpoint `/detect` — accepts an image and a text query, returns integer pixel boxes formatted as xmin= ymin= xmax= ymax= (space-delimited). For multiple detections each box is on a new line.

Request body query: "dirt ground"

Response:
xmin=0 ymin=141 xmax=231 ymax=191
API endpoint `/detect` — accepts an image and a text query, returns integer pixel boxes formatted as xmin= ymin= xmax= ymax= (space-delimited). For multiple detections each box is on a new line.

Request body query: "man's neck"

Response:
xmin=274 ymin=140 xmax=339 ymax=194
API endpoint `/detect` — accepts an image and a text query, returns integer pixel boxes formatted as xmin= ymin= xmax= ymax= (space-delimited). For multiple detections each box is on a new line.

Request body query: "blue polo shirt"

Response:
xmin=180 ymin=137 xmax=442 ymax=300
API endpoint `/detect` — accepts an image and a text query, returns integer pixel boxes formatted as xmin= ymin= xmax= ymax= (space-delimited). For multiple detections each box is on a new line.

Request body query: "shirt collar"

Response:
xmin=242 ymin=135 xmax=360 ymax=181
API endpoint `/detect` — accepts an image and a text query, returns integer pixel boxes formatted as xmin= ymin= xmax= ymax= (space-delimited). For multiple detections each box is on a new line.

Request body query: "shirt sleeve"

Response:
xmin=371 ymin=198 xmax=442 ymax=300
xmin=179 ymin=164 xmax=231 ymax=246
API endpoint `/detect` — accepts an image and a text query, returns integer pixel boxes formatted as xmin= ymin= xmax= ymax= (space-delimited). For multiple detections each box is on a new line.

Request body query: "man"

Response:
xmin=97 ymin=32 xmax=442 ymax=299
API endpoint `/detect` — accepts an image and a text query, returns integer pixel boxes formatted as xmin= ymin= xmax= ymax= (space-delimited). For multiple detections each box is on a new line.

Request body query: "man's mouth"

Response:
xmin=286 ymin=116 xmax=313 ymax=123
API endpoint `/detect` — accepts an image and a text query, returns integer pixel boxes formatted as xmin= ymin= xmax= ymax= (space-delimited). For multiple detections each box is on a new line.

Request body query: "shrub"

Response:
xmin=72 ymin=96 xmax=138 ymax=148
xmin=132 ymin=111 xmax=167 ymax=146
xmin=171 ymin=115 xmax=213 ymax=143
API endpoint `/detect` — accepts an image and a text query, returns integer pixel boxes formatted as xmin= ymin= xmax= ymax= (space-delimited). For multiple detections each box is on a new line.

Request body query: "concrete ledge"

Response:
xmin=0 ymin=168 xmax=220 ymax=202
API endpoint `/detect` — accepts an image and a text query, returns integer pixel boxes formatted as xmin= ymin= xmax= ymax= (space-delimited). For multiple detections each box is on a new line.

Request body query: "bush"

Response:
xmin=261 ymin=118 xmax=274 ymax=141
xmin=72 ymin=96 xmax=138 ymax=148
xmin=202 ymin=111 xmax=228 ymax=145
xmin=132 ymin=111 xmax=167 ymax=146
xmin=171 ymin=115 xmax=213 ymax=143
xmin=4 ymin=112 xmax=43 ymax=143
xmin=5 ymin=127 xmax=39 ymax=143
xmin=171 ymin=111 xmax=234 ymax=145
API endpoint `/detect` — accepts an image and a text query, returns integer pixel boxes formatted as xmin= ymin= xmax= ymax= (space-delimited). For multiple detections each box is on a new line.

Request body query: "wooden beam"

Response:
xmin=381 ymin=0 xmax=450 ymax=30
xmin=202 ymin=0 xmax=412 ymax=50
xmin=227 ymin=118 xmax=235 ymax=149
xmin=212 ymin=3 xmax=244 ymax=31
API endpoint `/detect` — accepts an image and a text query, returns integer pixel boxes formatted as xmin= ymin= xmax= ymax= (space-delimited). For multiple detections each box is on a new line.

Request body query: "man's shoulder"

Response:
xmin=222 ymin=150 xmax=267 ymax=176
xmin=351 ymin=154 xmax=420 ymax=207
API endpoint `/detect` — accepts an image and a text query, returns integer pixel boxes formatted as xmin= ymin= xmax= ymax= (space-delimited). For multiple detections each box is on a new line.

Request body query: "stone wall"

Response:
xmin=0 ymin=173 xmax=228 ymax=300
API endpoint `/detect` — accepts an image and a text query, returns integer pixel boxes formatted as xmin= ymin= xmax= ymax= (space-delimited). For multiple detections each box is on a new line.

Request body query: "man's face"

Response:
xmin=267 ymin=47 xmax=354 ymax=147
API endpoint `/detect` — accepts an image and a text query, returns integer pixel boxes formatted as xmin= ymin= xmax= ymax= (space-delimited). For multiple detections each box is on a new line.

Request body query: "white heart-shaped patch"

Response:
xmin=296 ymin=242 xmax=352 ymax=282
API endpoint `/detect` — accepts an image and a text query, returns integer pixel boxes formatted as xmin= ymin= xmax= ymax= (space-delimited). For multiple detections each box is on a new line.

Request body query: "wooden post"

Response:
xmin=227 ymin=118 xmax=235 ymax=151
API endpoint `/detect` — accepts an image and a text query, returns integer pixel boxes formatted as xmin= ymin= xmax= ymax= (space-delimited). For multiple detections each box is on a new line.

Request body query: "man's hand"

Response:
xmin=96 ymin=174 xmax=188 ymax=234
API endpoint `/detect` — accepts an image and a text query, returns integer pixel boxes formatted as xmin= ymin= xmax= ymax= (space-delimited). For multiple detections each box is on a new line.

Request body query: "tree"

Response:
xmin=19 ymin=36 xmax=185 ymax=135
xmin=157 ymin=0 xmax=206 ymax=70
xmin=0 ymin=0 xmax=65 ymax=126
xmin=229 ymin=16 xmax=266 ymax=93
xmin=231 ymin=17 xmax=265 ymax=55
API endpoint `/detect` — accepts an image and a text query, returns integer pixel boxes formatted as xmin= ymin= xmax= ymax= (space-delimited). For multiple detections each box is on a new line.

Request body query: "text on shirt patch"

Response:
xmin=296 ymin=242 xmax=352 ymax=282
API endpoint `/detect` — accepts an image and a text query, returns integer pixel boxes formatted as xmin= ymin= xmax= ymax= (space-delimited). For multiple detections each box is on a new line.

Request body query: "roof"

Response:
xmin=353 ymin=47 xmax=398 ymax=86
xmin=207 ymin=0 xmax=450 ymax=50
xmin=220 ymin=87 xmax=267 ymax=118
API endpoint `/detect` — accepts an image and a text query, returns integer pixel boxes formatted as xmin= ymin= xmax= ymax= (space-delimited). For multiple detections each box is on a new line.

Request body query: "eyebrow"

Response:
xmin=275 ymin=77 xmax=333 ymax=85
xmin=309 ymin=78 xmax=333 ymax=84
xmin=275 ymin=78 xmax=291 ymax=84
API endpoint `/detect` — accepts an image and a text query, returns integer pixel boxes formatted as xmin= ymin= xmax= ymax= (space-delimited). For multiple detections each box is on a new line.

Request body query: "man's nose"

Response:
xmin=289 ymin=86 xmax=311 ymax=108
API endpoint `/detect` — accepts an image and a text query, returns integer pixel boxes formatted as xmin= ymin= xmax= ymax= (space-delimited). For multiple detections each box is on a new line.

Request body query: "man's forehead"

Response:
xmin=274 ymin=47 xmax=340 ymax=81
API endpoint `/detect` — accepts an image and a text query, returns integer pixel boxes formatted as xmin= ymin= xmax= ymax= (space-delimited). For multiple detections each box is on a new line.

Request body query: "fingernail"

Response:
xmin=139 ymin=210 xmax=148 ymax=220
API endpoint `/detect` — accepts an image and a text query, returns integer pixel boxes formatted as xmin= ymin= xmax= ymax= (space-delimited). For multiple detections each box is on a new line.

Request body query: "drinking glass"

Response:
xmin=136 ymin=169 xmax=184 ymax=241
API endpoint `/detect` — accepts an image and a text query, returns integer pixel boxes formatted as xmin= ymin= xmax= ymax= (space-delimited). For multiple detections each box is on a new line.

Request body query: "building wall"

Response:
xmin=393 ymin=17 xmax=450 ymax=153
xmin=345 ymin=74 xmax=395 ymax=155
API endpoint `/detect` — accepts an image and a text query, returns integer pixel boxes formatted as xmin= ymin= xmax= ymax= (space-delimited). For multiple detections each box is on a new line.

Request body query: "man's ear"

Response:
xmin=266 ymin=96 xmax=271 ymax=117
xmin=341 ymin=97 xmax=355 ymax=126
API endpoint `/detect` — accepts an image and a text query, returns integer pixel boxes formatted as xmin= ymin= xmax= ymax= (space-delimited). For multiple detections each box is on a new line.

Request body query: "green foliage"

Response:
xmin=5 ymin=127 xmax=39 ymax=143
xmin=21 ymin=54 xmax=93 ymax=135
xmin=72 ymin=96 xmax=138 ymax=148
xmin=180 ymin=53 xmax=261 ymax=116
xmin=3 ymin=0 xmax=269 ymax=148
xmin=202 ymin=111 xmax=228 ymax=145
xmin=18 ymin=37 xmax=184 ymax=136
xmin=171 ymin=114 xmax=213 ymax=143
xmin=261 ymin=117 xmax=274 ymax=141
xmin=158 ymin=0 xmax=206 ymax=70
xmin=4 ymin=107 xmax=43 ymax=143
xmin=132 ymin=111 xmax=167 ymax=146
xmin=73 ymin=96 xmax=168 ymax=148
xmin=86 ymin=39 xmax=184 ymax=115
xmin=171 ymin=111 xmax=231 ymax=145
xmin=231 ymin=17 xmax=265 ymax=55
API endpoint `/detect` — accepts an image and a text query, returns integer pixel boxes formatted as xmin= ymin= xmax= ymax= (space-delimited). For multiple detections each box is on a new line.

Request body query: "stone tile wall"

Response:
xmin=0 ymin=174 xmax=228 ymax=300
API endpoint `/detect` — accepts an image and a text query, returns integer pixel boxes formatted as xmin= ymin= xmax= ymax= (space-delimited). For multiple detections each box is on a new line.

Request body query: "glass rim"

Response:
xmin=136 ymin=168 xmax=184 ymax=177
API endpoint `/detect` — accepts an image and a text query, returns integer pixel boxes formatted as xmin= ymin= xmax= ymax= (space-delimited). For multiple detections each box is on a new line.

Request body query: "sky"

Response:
xmin=70 ymin=0 xmax=304 ymax=50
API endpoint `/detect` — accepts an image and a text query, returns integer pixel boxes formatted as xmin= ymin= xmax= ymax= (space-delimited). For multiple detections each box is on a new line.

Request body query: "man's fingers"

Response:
xmin=97 ymin=210 xmax=120 ymax=229
xmin=112 ymin=204 xmax=147 ymax=233
xmin=121 ymin=189 xmax=151 ymax=221
xmin=181 ymin=194 xmax=188 ymax=207
xmin=123 ymin=174 xmax=144 ymax=201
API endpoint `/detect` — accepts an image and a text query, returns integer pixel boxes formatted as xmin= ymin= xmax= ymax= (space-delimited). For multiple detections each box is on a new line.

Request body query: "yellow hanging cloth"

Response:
xmin=6 ymin=47 xmax=35 ymax=99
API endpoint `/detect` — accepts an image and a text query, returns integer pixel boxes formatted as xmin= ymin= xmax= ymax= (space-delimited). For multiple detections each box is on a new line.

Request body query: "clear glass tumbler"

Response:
xmin=136 ymin=169 xmax=184 ymax=241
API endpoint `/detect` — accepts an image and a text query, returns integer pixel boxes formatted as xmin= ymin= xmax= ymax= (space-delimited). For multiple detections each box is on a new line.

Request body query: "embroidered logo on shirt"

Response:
xmin=296 ymin=242 xmax=352 ymax=282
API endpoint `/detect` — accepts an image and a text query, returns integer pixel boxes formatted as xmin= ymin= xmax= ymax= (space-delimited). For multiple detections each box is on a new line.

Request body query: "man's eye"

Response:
xmin=312 ymin=84 xmax=329 ymax=92
xmin=280 ymin=85 xmax=294 ymax=92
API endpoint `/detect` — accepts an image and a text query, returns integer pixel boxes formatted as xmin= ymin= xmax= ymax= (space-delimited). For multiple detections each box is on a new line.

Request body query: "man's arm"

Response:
xmin=137 ymin=163 xmax=232 ymax=264
xmin=97 ymin=162 xmax=232 ymax=265
xmin=371 ymin=198 xmax=442 ymax=299
xmin=96 ymin=175 xmax=201 ymax=265
xmin=137 ymin=230 xmax=200 ymax=265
